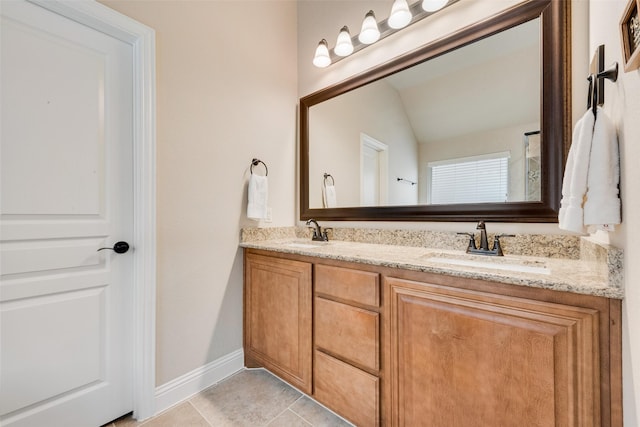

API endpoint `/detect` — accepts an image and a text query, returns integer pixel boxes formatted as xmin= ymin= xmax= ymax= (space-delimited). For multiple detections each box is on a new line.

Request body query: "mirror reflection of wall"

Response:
xmin=309 ymin=79 xmax=419 ymax=208
xmin=308 ymin=18 xmax=540 ymax=209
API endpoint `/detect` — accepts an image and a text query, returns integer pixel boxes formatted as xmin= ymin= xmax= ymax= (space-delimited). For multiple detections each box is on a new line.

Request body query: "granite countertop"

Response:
xmin=240 ymin=228 xmax=624 ymax=300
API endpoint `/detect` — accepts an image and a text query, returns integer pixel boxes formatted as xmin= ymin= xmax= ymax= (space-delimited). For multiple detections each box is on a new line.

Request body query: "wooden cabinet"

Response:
xmin=314 ymin=350 xmax=379 ymax=427
xmin=243 ymin=252 xmax=312 ymax=394
xmin=314 ymin=264 xmax=381 ymax=427
xmin=385 ymin=276 xmax=619 ymax=427
xmin=243 ymin=249 xmax=622 ymax=427
xmin=315 ymin=298 xmax=379 ymax=371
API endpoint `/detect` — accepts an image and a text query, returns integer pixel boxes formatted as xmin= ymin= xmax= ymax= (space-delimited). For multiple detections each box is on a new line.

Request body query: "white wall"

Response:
xmin=100 ymin=0 xmax=298 ymax=386
xmin=399 ymin=42 xmax=540 ymax=143
xmin=589 ymin=1 xmax=640 ymax=423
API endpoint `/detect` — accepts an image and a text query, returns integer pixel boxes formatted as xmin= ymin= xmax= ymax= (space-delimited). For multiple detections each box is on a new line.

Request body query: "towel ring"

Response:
xmin=323 ymin=173 xmax=334 ymax=186
xmin=250 ymin=158 xmax=268 ymax=176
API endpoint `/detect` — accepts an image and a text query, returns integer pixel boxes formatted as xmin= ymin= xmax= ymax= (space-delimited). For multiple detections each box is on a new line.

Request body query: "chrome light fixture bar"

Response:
xmin=313 ymin=0 xmax=460 ymax=68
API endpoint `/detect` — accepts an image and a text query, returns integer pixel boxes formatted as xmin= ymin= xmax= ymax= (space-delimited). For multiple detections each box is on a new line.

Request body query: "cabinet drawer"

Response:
xmin=315 ymin=297 xmax=379 ymax=371
xmin=314 ymin=351 xmax=379 ymax=427
xmin=315 ymin=264 xmax=379 ymax=307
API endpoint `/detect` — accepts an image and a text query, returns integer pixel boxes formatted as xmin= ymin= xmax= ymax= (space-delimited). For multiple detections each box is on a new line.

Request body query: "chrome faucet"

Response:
xmin=305 ymin=219 xmax=329 ymax=242
xmin=457 ymin=221 xmax=514 ymax=256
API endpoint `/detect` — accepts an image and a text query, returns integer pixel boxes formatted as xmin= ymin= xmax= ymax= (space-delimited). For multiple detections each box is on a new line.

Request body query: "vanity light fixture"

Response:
xmin=312 ymin=0 xmax=458 ymax=68
xmin=334 ymin=26 xmax=354 ymax=56
xmin=422 ymin=0 xmax=449 ymax=12
xmin=312 ymin=39 xmax=331 ymax=68
xmin=359 ymin=10 xmax=381 ymax=44
xmin=388 ymin=0 xmax=412 ymax=29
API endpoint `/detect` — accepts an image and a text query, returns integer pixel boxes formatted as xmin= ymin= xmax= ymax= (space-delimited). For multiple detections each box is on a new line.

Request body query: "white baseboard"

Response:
xmin=154 ymin=348 xmax=244 ymax=415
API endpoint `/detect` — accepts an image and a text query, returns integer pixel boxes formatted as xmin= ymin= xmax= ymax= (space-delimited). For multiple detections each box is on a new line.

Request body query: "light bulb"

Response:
xmin=388 ymin=0 xmax=412 ymax=29
xmin=312 ymin=39 xmax=331 ymax=68
xmin=421 ymin=0 xmax=448 ymax=12
xmin=334 ymin=26 xmax=354 ymax=57
xmin=358 ymin=10 xmax=380 ymax=44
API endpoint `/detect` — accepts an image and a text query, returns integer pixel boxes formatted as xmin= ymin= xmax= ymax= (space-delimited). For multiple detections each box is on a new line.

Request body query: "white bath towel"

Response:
xmin=247 ymin=174 xmax=268 ymax=220
xmin=322 ymin=184 xmax=337 ymax=208
xmin=558 ymin=109 xmax=595 ymax=234
xmin=584 ymin=107 xmax=620 ymax=231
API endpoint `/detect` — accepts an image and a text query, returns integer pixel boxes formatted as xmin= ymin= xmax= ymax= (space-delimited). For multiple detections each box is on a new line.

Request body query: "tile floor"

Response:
xmin=104 ymin=369 xmax=353 ymax=427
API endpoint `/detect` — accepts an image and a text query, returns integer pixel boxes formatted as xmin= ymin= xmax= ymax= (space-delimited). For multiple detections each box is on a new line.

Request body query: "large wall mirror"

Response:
xmin=300 ymin=0 xmax=570 ymax=222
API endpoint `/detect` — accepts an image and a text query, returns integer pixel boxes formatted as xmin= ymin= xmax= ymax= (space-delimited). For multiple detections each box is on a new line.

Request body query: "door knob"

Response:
xmin=97 ymin=241 xmax=130 ymax=254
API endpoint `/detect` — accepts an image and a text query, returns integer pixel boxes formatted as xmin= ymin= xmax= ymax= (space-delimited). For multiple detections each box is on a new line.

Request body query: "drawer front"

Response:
xmin=315 ymin=297 xmax=379 ymax=371
xmin=314 ymin=351 xmax=379 ymax=427
xmin=315 ymin=264 xmax=380 ymax=307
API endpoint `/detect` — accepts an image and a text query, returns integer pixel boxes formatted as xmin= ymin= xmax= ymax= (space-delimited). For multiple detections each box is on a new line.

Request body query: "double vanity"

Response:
xmin=248 ymin=0 xmax=622 ymax=423
xmin=241 ymin=227 xmax=623 ymax=426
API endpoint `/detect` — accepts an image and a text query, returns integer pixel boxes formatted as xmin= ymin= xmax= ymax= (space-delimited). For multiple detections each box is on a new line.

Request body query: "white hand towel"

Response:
xmin=247 ymin=174 xmax=268 ymax=220
xmin=322 ymin=184 xmax=337 ymax=208
xmin=558 ymin=109 xmax=595 ymax=234
xmin=584 ymin=107 xmax=620 ymax=231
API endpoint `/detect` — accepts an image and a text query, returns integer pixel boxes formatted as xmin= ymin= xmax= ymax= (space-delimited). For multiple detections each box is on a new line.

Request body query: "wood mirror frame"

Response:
xmin=300 ymin=0 xmax=570 ymax=222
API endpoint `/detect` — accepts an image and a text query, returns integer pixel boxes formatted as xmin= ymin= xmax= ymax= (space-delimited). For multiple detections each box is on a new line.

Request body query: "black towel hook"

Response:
xmin=591 ymin=74 xmax=598 ymax=117
xmin=587 ymin=74 xmax=594 ymax=110
xmin=597 ymin=62 xmax=618 ymax=82
xmin=250 ymin=158 xmax=268 ymax=176
xmin=587 ymin=45 xmax=619 ymax=118
xmin=323 ymin=173 xmax=334 ymax=186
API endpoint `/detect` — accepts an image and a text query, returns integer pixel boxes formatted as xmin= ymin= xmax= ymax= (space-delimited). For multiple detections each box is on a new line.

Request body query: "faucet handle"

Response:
xmin=492 ymin=234 xmax=515 ymax=256
xmin=322 ymin=228 xmax=332 ymax=241
xmin=457 ymin=232 xmax=477 ymax=252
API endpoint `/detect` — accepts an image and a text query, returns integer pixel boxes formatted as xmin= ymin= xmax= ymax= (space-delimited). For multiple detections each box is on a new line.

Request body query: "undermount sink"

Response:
xmin=424 ymin=253 xmax=551 ymax=275
xmin=284 ymin=241 xmax=330 ymax=249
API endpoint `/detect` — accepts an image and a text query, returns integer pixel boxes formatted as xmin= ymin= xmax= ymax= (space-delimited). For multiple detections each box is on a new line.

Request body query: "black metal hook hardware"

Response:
xmin=597 ymin=62 xmax=619 ymax=82
xmin=97 ymin=241 xmax=130 ymax=254
xmin=587 ymin=45 xmax=619 ymax=117
xmin=397 ymin=177 xmax=417 ymax=185
xmin=323 ymin=173 xmax=335 ymax=186
xmin=250 ymin=158 xmax=268 ymax=176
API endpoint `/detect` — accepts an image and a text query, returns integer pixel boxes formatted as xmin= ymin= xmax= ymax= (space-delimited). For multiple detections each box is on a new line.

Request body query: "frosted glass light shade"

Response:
xmin=358 ymin=10 xmax=380 ymax=44
xmin=334 ymin=26 xmax=354 ymax=57
xmin=312 ymin=39 xmax=331 ymax=68
xmin=388 ymin=0 xmax=412 ymax=29
xmin=422 ymin=0 xmax=448 ymax=12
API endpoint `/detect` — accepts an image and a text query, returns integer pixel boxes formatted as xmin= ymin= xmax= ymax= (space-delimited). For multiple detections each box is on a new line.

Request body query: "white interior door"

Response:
xmin=362 ymin=144 xmax=380 ymax=206
xmin=1 ymin=1 xmax=134 ymax=426
xmin=360 ymin=133 xmax=388 ymax=206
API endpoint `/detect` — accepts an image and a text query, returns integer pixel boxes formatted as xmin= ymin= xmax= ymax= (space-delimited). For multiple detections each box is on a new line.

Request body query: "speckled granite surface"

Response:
xmin=240 ymin=227 xmax=624 ymax=299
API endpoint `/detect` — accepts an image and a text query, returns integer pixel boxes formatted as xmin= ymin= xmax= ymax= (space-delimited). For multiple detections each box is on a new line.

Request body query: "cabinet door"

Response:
xmin=315 ymin=351 xmax=379 ymax=427
xmin=386 ymin=277 xmax=600 ymax=427
xmin=244 ymin=253 xmax=312 ymax=394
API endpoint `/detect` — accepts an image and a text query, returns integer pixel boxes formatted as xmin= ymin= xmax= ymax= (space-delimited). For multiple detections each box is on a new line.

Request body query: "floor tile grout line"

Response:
xmin=288 ymin=406 xmax=315 ymax=426
xmin=187 ymin=400 xmax=215 ymax=427
xmin=289 ymin=397 xmax=355 ymax=426
xmin=262 ymin=396 xmax=308 ymax=427
xmin=289 ymin=395 xmax=315 ymax=426
xmin=119 ymin=369 xmax=348 ymax=427
xmin=287 ymin=395 xmax=304 ymax=410
xmin=267 ymin=408 xmax=313 ymax=427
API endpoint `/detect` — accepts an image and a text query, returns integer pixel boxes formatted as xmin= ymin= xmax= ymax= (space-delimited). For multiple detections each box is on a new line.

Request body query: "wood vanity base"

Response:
xmin=243 ymin=249 xmax=622 ymax=427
